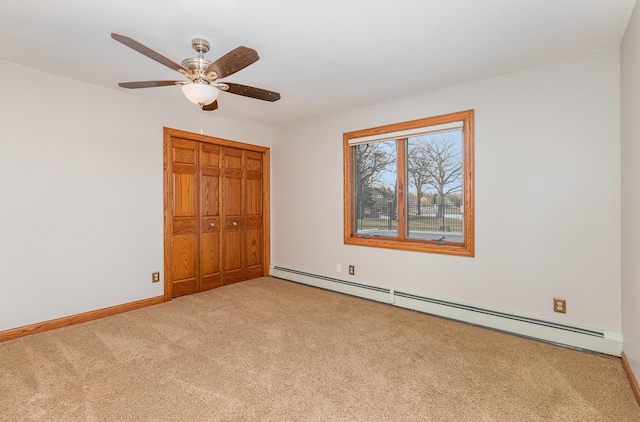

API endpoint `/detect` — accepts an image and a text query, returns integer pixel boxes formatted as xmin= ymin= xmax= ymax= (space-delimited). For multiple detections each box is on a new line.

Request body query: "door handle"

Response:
xmin=232 ymin=221 xmax=238 ymax=226
xmin=209 ymin=223 xmax=215 ymax=227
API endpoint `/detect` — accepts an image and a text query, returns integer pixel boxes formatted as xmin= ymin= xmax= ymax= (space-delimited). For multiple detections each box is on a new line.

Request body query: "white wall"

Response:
xmin=272 ymin=47 xmax=621 ymax=333
xmin=621 ymin=1 xmax=640 ymax=380
xmin=0 ymin=60 xmax=272 ymax=331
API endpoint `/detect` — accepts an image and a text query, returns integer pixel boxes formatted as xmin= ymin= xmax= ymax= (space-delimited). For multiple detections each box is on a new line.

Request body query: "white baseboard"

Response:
xmin=270 ymin=266 xmax=390 ymax=303
xmin=270 ymin=266 xmax=623 ymax=356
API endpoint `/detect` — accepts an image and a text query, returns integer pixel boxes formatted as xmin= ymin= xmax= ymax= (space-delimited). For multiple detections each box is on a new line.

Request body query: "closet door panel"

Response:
xmin=173 ymin=172 xmax=196 ymax=216
xmin=171 ymin=234 xmax=197 ymax=297
xmin=200 ymin=229 xmax=221 ymax=289
xmin=201 ymin=175 xmax=220 ymax=216
xmin=245 ymin=227 xmax=263 ymax=279
xmin=246 ymin=178 xmax=262 ymax=216
xmin=223 ymin=225 xmax=244 ymax=283
xmin=224 ymin=177 xmax=243 ymax=216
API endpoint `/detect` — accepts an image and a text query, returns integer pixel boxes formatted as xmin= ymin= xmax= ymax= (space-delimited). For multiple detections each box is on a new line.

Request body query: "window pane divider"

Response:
xmin=397 ymin=138 xmax=407 ymax=241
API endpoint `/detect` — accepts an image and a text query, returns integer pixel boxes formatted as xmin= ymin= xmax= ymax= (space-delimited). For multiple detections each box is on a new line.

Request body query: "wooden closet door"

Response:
xmin=222 ymin=147 xmax=245 ymax=284
xmin=245 ymin=151 xmax=264 ymax=279
xmin=164 ymin=127 xmax=270 ymax=299
xmin=199 ymin=143 xmax=222 ymax=290
xmin=170 ymin=139 xmax=199 ymax=297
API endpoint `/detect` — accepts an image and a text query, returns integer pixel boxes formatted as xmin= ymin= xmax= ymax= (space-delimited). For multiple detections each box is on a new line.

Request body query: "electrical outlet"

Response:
xmin=336 ymin=264 xmax=341 ymax=273
xmin=152 ymin=272 xmax=160 ymax=283
xmin=348 ymin=265 xmax=355 ymax=276
xmin=554 ymin=298 xmax=566 ymax=313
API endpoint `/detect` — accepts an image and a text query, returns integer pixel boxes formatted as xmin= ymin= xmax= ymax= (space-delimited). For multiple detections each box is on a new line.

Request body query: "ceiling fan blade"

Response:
xmin=118 ymin=80 xmax=185 ymax=89
xmin=111 ymin=33 xmax=190 ymax=76
xmin=224 ymin=83 xmax=281 ymax=102
xmin=206 ymin=46 xmax=259 ymax=79
xmin=202 ymin=100 xmax=219 ymax=111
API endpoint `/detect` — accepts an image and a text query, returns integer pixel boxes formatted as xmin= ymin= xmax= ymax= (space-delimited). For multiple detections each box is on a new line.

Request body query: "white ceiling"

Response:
xmin=0 ymin=0 xmax=636 ymax=129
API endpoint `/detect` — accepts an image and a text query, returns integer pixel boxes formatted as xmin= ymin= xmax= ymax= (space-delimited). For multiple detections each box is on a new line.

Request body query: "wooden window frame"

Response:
xmin=343 ymin=110 xmax=474 ymax=257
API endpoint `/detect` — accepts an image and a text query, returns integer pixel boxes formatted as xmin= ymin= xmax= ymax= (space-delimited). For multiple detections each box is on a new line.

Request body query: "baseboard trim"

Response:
xmin=622 ymin=352 xmax=640 ymax=406
xmin=271 ymin=266 xmax=623 ymax=356
xmin=0 ymin=295 xmax=166 ymax=343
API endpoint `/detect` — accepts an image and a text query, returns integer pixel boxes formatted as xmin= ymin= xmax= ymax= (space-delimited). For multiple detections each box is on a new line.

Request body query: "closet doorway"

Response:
xmin=163 ymin=127 xmax=270 ymax=300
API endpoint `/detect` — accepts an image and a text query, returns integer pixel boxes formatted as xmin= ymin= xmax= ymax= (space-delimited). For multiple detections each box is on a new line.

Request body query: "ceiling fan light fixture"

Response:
xmin=181 ymin=81 xmax=220 ymax=106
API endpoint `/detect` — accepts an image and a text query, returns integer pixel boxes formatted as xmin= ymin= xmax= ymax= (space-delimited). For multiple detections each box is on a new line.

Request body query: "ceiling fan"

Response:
xmin=111 ymin=33 xmax=281 ymax=111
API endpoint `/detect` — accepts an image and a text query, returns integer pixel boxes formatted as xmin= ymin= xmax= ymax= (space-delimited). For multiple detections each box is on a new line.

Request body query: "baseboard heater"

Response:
xmin=271 ymin=266 xmax=622 ymax=356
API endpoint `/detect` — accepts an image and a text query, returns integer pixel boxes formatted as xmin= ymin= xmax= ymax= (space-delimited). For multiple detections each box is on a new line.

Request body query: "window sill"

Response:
xmin=345 ymin=235 xmax=474 ymax=257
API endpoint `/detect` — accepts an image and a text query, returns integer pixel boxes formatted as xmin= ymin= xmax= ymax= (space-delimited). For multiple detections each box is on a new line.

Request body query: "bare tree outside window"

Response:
xmin=407 ymin=139 xmax=432 ymax=216
xmin=423 ymin=135 xmax=463 ymax=219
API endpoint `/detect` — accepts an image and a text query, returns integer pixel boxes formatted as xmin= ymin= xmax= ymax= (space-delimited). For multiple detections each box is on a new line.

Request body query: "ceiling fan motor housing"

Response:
xmin=191 ymin=38 xmax=210 ymax=54
xmin=181 ymin=38 xmax=216 ymax=82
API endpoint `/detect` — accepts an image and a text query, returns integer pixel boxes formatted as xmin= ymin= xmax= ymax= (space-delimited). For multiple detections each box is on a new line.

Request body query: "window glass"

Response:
xmin=353 ymin=141 xmax=398 ymax=238
xmin=406 ymin=130 xmax=463 ymax=243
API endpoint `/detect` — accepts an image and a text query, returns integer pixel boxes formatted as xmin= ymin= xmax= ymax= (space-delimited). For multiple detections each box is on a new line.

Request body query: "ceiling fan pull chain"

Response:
xmin=200 ymin=107 xmax=204 ymax=135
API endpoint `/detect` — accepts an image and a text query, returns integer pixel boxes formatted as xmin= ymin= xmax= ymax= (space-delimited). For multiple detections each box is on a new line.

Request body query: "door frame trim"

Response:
xmin=163 ymin=127 xmax=271 ymax=301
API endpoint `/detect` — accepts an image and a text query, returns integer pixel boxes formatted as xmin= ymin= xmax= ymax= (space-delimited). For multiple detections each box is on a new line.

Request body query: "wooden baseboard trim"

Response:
xmin=622 ymin=351 xmax=640 ymax=406
xmin=0 ymin=295 xmax=166 ymax=343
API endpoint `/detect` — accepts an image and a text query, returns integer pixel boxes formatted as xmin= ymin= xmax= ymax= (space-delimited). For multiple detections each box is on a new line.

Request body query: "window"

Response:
xmin=343 ymin=110 xmax=474 ymax=256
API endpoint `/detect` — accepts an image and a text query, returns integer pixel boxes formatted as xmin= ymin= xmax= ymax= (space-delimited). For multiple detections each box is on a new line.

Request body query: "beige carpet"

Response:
xmin=1 ymin=277 xmax=639 ymax=421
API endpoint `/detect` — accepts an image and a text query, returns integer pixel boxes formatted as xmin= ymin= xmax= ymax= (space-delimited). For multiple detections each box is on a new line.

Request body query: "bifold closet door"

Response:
xmin=222 ymin=147 xmax=245 ymax=284
xmin=169 ymin=141 xmax=223 ymax=297
xmin=220 ymin=148 xmax=264 ymax=284
xmin=199 ymin=143 xmax=222 ymax=291
xmin=244 ymin=151 xmax=264 ymax=280
xmin=169 ymin=139 xmax=199 ymax=297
